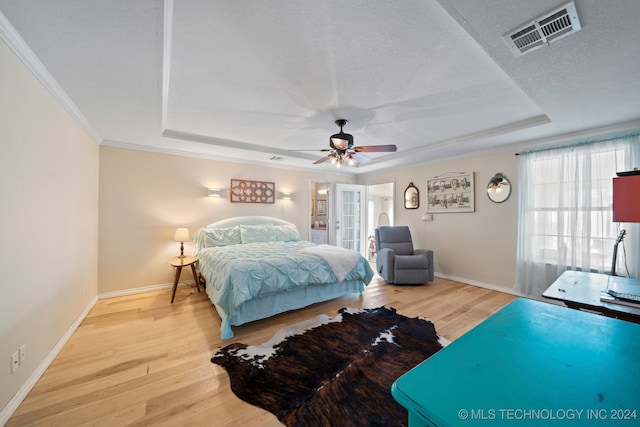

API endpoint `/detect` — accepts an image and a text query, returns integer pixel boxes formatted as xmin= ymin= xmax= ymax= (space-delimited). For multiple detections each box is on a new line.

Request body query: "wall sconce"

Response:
xmin=208 ymin=188 xmax=222 ymax=198
xmin=281 ymin=192 xmax=292 ymax=200
xmin=173 ymin=228 xmax=190 ymax=258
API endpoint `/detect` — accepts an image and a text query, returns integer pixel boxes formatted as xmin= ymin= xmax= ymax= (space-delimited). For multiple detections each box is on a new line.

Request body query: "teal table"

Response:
xmin=392 ymin=298 xmax=640 ymax=426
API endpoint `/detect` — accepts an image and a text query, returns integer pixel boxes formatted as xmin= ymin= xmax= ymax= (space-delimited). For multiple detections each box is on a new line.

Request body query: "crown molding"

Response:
xmin=162 ymin=128 xmax=319 ymax=162
xmin=0 ymin=10 xmax=102 ymax=144
xmin=510 ymin=118 xmax=640 ymax=154
xmin=398 ymin=115 xmax=551 ymax=160
xmin=357 ymin=118 xmax=640 ymax=178
xmin=101 ymin=139 xmax=355 ymax=176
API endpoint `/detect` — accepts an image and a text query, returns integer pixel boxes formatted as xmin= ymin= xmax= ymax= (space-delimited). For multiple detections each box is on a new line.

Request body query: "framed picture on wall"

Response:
xmin=316 ymin=200 xmax=326 ymax=215
xmin=426 ymin=172 xmax=475 ymax=213
xmin=230 ymin=179 xmax=275 ymax=203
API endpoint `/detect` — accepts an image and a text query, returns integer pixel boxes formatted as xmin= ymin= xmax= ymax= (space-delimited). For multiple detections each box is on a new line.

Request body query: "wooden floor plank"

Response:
xmin=7 ymin=274 xmax=516 ymax=426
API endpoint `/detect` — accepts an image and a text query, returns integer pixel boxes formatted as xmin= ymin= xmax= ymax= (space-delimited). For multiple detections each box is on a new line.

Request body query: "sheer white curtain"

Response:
xmin=516 ymin=134 xmax=640 ymax=298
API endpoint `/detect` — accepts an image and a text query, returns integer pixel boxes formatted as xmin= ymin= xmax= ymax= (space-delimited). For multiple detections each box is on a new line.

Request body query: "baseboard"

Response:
xmin=435 ymin=272 xmax=527 ymax=298
xmin=98 ymin=280 xmax=195 ymax=300
xmin=0 ymin=296 xmax=98 ymax=426
xmin=0 ymin=279 xmax=199 ymax=424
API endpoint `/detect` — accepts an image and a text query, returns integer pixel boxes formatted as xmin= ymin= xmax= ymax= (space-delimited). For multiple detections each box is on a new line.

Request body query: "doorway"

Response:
xmin=310 ymin=182 xmax=329 ymax=245
xmin=366 ymin=181 xmax=394 ymax=260
xmin=308 ymin=180 xmax=394 ymax=259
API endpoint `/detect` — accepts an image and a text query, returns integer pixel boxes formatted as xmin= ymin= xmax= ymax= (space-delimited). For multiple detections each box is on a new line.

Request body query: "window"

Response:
xmin=516 ymin=135 xmax=640 ymax=297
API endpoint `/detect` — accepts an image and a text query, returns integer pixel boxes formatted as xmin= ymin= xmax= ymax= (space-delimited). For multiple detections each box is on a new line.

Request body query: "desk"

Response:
xmin=543 ymin=270 xmax=640 ymax=323
xmin=392 ymin=298 xmax=640 ymax=427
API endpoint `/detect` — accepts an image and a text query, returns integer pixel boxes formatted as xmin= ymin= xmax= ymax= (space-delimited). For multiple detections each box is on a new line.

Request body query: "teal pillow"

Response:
xmin=240 ymin=224 xmax=276 ymax=243
xmin=274 ymin=224 xmax=300 ymax=242
xmin=204 ymin=227 xmax=241 ymax=247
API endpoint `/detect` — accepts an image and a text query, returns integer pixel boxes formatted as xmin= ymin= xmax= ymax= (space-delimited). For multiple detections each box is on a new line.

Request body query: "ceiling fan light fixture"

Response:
xmin=488 ymin=173 xmax=508 ymax=193
xmin=299 ymin=118 xmax=397 ymax=167
xmin=329 ymin=119 xmax=353 ymax=150
xmin=330 ymin=136 xmax=351 ymax=150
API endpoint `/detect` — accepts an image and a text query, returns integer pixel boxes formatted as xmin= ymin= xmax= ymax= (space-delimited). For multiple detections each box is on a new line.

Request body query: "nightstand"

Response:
xmin=169 ymin=255 xmax=200 ymax=303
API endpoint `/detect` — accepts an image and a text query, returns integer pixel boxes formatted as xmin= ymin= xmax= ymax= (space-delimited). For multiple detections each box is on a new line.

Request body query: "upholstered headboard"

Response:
xmin=205 ymin=216 xmax=294 ymax=229
xmin=194 ymin=216 xmax=300 ymax=255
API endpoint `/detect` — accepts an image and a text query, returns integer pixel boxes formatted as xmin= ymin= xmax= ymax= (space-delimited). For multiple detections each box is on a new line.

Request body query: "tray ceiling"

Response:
xmin=1 ymin=0 xmax=639 ymax=174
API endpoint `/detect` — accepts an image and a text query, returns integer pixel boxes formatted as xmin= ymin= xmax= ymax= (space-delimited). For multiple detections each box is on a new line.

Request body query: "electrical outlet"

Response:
xmin=19 ymin=345 xmax=26 ymax=365
xmin=11 ymin=351 xmax=19 ymax=374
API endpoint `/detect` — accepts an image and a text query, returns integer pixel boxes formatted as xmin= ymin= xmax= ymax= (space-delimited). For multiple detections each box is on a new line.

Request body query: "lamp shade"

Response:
xmin=173 ymin=228 xmax=190 ymax=242
xmin=613 ymin=175 xmax=640 ymax=223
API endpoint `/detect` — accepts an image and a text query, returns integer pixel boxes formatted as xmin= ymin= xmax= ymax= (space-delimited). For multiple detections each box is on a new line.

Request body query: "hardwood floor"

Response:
xmin=8 ymin=274 xmax=516 ymax=426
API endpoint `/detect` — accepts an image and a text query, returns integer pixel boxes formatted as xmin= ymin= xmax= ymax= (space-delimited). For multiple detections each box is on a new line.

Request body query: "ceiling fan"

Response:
xmin=295 ymin=119 xmax=397 ymax=166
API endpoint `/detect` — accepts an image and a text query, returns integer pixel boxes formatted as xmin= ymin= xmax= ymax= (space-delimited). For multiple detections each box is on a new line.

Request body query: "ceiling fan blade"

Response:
xmin=313 ymin=155 xmax=333 ymax=164
xmin=352 ymin=152 xmax=372 ymax=164
xmin=354 ymin=144 xmax=397 ymax=153
xmin=289 ymin=149 xmax=332 ymax=152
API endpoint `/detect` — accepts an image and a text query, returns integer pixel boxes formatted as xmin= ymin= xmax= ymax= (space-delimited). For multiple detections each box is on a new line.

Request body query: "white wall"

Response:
xmin=97 ymin=146 xmax=521 ymax=295
xmin=98 ymin=147 xmax=355 ymax=294
xmin=359 ymin=150 xmax=519 ymax=292
xmin=0 ymin=39 xmax=99 ymax=416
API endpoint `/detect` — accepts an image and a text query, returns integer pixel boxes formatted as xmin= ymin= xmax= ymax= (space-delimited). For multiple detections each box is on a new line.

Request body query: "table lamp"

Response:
xmin=173 ymin=228 xmax=190 ymax=258
xmin=613 ymin=173 xmax=640 ymax=223
xmin=611 ymin=172 xmax=640 ymax=275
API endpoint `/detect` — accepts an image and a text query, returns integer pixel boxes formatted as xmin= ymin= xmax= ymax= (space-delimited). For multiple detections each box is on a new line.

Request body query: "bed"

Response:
xmin=194 ymin=216 xmax=374 ymax=339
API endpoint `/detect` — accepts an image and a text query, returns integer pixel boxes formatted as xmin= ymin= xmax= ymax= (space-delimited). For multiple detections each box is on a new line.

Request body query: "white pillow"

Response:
xmin=274 ymin=224 xmax=300 ymax=242
xmin=239 ymin=224 xmax=276 ymax=243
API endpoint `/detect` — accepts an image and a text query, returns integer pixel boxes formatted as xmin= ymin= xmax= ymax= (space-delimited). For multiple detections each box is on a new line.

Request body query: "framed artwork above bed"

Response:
xmin=230 ymin=179 xmax=275 ymax=203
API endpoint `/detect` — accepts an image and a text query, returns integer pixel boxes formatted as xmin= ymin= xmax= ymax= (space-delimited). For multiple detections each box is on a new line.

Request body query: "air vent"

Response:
xmin=504 ymin=1 xmax=581 ymax=56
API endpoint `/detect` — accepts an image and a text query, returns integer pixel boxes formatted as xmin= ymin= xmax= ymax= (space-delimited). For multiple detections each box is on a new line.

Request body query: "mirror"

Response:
xmin=404 ymin=182 xmax=419 ymax=209
xmin=487 ymin=173 xmax=511 ymax=203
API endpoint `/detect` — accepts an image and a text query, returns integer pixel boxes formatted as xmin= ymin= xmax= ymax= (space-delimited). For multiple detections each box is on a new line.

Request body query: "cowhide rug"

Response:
xmin=211 ymin=306 xmax=447 ymax=427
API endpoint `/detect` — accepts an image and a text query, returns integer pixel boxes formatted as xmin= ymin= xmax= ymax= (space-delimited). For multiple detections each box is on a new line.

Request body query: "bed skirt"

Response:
xmin=209 ymin=280 xmax=365 ymax=339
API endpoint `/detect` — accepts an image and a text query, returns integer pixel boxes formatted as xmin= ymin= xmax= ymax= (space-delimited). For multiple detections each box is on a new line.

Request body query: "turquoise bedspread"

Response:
xmin=198 ymin=241 xmax=374 ymax=317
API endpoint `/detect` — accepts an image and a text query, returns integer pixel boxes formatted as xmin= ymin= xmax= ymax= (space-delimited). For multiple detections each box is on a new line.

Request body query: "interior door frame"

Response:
xmin=309 ymin=180 xmax=332 ymax=244
xmin=308 ymin=180 xmax=395 ymax=257
xmin=334 ymin=183 xmax=367 ymax=255
xmin=365 ymin=180 xmax=395 ymax=259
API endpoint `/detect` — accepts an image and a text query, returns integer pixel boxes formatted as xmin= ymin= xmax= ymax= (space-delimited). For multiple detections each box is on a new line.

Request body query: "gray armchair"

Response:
xmin=374 ymin=226 xmax=434 ymax=285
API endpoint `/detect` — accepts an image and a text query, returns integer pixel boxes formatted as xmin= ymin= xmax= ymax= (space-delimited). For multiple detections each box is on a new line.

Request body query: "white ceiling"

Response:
xmin=1 ymin=0 xmax=639 ymax=175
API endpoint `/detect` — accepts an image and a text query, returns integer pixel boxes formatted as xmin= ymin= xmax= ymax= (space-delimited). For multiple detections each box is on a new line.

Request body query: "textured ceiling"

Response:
xmin=1 ymin=0 xmax=639 ymax=175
